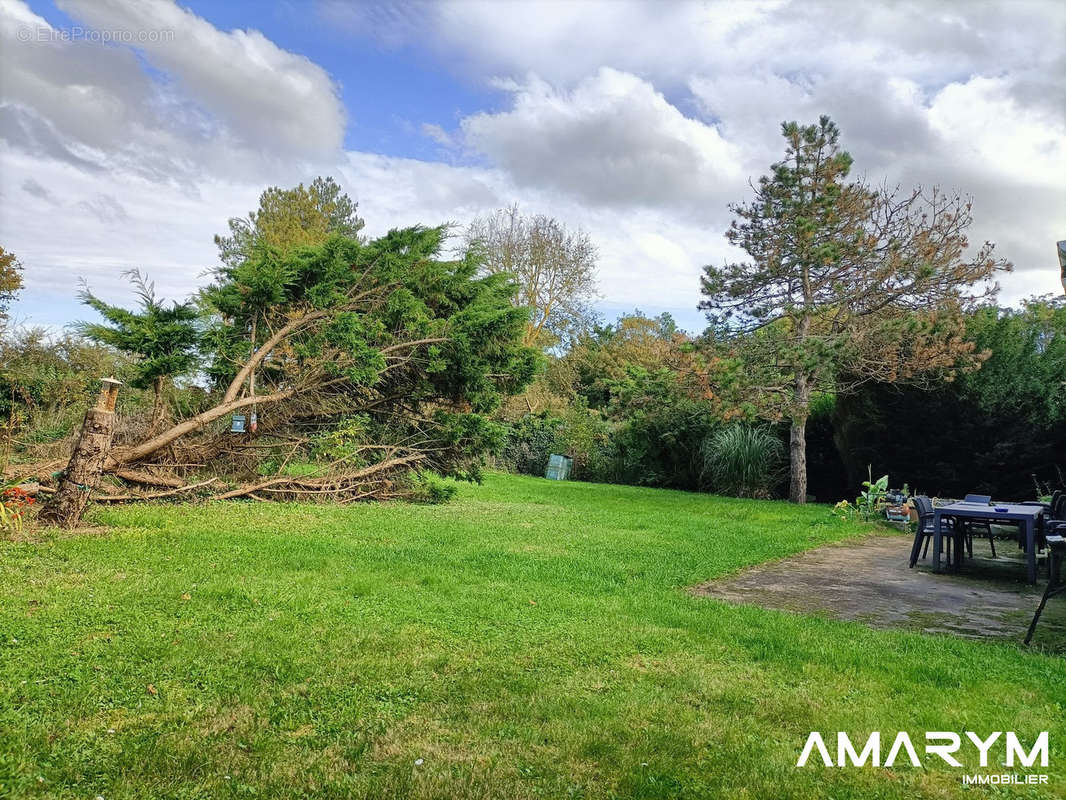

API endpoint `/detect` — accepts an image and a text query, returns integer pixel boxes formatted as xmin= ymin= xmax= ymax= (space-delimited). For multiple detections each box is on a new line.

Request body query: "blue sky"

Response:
xmin=2 ymin=0 xmax=1064 ymax=336
xmin=16 ymin=0 xmax=506 ymax=165
xmin=178 ymin=1 xmax=503 ymax=159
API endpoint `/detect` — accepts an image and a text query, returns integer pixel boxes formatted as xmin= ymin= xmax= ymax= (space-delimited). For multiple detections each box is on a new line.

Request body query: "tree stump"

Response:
xmin=38 ymin=378 xmax=121 ymax=529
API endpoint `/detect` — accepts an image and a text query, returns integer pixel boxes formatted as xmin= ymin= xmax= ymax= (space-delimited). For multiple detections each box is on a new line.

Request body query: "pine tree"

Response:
xmin=700 ymin=116 xmax=1009 ymax=502
xmin=77 ymin=271 xmax=200 ymax=433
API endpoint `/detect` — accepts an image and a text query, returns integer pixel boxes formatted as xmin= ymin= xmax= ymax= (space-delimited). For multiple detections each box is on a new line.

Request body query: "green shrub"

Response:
xmin=498 ymin=414 xmax=562 ymax=476
xmin=603 ymin=398 xmax=717 ymax=489
xmin=702 ymin=425 xmax=784 ymax=498
xmin=409 ymin=471 xmax=458 ymax=504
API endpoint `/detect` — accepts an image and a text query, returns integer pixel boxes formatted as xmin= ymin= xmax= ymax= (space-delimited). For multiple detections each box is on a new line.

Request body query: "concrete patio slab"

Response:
xmin=693 ymin=533 xmax=1066 ymax=653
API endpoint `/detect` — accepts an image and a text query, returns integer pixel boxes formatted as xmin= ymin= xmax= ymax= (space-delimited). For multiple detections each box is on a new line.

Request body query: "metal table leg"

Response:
xmin=933 ymin=509 xmax=944 ymax=574
xmin=1026 ymin=518 xmax=1037 ymax=584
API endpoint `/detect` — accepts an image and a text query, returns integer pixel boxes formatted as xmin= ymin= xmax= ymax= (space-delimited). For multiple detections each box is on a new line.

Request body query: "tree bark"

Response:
xmin=149 ymin=375 xmax=166 ymax=434
xmin=39 ymin=381 xmax=120 ymax=528
xmin=788 ymin=372 xmax=811 ymax=504
xmin=788 ymin=413 xmax=808 ymax=504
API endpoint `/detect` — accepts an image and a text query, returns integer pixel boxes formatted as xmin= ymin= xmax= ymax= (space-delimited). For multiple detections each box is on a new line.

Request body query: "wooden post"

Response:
xmin=38 ymin=377 xmax=121 ymax=529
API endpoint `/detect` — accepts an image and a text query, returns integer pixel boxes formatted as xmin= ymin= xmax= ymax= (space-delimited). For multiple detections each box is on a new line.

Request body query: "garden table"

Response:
xmin=932 ymin=502 xmax=1044 ymax=583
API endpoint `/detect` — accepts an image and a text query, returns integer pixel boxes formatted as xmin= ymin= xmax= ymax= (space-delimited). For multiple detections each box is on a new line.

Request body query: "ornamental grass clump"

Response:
xmin=703 ymin=425 xmax=784 ymax=499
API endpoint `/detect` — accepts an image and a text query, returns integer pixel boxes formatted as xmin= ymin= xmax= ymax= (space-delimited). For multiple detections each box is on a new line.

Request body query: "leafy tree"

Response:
xmin=214 ymin=176 xmax=364 ymax=268
xmin=467 ymin=205 xmax=599 ymax=348
xmin=700 ymin=116 xmax=1009 ymax=502
xmin=498 ymin=312 xmax=687 ymax=420
xmin=567 ymin=312 xmax=694 ymax=409
xmin=500 ymin=311 xmax=729 ymax=492
xmin=76 ymin=271 xmax=200 ymax=433
xmin=0 ymin=245 xmax=24 ymax=324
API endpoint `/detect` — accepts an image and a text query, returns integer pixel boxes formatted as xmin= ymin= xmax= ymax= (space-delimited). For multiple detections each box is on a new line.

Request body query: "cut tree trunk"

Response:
xmin=38 ymin=379 xmax=120 ymax=529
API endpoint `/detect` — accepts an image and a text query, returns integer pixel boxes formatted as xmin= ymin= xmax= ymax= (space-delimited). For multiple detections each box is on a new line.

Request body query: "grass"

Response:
xmin=1 ymin=473 xmax=1064 ymax=799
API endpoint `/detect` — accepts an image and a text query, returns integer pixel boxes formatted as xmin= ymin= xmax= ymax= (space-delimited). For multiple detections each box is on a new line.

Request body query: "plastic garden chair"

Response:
xmin=961 ymin=493 xmax=996 ymax=558
xmin=908 ymin=495 xmax=956 ymax=568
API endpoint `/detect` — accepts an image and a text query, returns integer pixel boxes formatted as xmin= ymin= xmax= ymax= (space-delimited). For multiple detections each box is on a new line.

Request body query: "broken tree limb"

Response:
xmin=106 ymin=387 xmax=296 ymax=469
xmin=5 ymin=458 xmax=67 ymax=484
xmin=220 ymin=290 xmax=384 ymax=406
xmin=91 ymin=477 xmax=218 ymax=503
xmin=211 ymin=452 xmax=426 ymax=500
xmin=219 ymin=312 xmax=326 ymax=404
xmin=113 ymin=469 xmax=188 ymax=488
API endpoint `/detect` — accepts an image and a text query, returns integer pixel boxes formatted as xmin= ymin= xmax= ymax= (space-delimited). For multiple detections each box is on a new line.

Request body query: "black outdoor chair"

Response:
xmin=908 ymin=495 xmax=956 ymax=568
xmin=1020 ymin=489 xmax=1062 ymax=520
xmin=1019 ymin=490 xmax=1062 ymax=557
xmin=1024 ymin=535 xmax=1065 ymax=645
xmin=1053 ymin=491 xmax=1066 ymax=523
xmin=960 ymin=493 xmax=997 ymax=558
xmin=1019 ymin=491 xmax=1054 ymax=521
xmin=1046 ymin=492 xmax=1066 ymax=551
xmin=1029 ymin=490 xmax=1063 ymax=515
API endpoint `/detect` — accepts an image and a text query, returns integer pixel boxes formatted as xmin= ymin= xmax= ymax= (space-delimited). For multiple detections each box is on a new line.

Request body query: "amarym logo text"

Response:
xmin=797 ymin=731 xmax=1049 ymax=769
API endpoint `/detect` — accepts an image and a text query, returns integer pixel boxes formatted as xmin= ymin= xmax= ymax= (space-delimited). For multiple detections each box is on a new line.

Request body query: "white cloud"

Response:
xmin=461 ymin=68 xmax=743 ymax=214
xmin=326 ymin=0 xmax=1064 ymax=300
xmin=927 ymin=76 xmax=1064 ymax=190
xmin=0 ymin=0 xmax=345 ymax=187
xmin=1 ymin=0 xmax=1064 ymax=335
xmin=420 ymin=123 xmax=455 ymax=148
xmin=330 ymin=0 xmax=1063 ymax=101
xmin=55 ymin=0 xmax=345 ymax=157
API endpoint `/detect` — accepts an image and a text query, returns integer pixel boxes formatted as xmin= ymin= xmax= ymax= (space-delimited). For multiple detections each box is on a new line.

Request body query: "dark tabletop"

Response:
xmin=936 ymin=502 xmax=1043 ymax=520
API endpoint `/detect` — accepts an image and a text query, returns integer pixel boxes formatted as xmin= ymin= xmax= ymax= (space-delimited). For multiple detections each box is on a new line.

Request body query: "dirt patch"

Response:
xmin=692 ymin=534 xmax=1066 ymax=652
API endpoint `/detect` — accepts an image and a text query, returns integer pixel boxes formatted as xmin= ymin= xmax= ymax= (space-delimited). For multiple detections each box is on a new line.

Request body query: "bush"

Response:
xmin=409 ymin=471 xmax=458 ymax=504
xmin=497 ymin=406 xmax=612 ymax=480
xmin=702 ymin=425 xmax=784 ymax=498
xmin=0 ymin=328 xmax=156 ymax=461
xmin=498 ymin=414 xmax=562 ymax=476
xmin=497 ymin=366 xmax=720 ymax=490
xmin=601 ymin=400 xmax=717 ymax=489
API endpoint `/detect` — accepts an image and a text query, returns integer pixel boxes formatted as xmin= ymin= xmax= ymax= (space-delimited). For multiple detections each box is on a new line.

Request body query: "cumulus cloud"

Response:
xmin=335 ymin=0 xmax=1064 ymax=105
xmin=56 ymin=0 xmax=346 ymax=157
xmin=325 ymin=0 xmax=782 ymax=86
xmin=462 ymin=68 xmax=742 ymax=214
xmin=1 ymin=0 xmax=1063 ymax=333
xmin=433 ymin=0 xmax=1062 ymax=297
xmin=0 ymin=0 xmax=346 ymax=184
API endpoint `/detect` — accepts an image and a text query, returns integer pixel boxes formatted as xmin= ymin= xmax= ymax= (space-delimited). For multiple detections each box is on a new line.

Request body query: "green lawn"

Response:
xmin=2 ymin=473 xmax=1064 ymax=799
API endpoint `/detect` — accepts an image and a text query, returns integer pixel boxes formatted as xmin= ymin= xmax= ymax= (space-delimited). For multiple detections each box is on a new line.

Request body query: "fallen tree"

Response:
xmin=31 ymin=226 xmax=537 ymax=525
